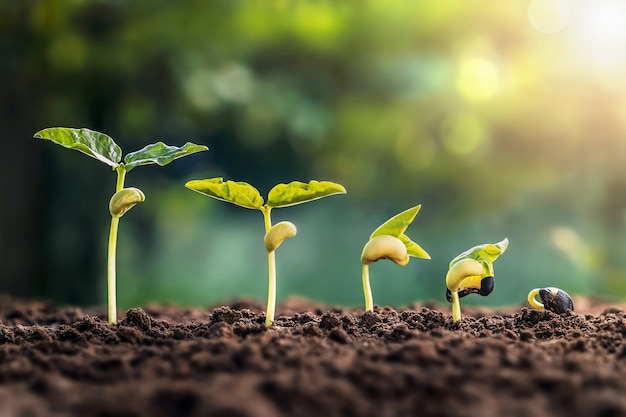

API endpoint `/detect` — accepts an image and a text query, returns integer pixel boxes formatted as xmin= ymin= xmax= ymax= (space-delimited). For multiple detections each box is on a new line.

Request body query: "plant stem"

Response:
xmin=107 ymin=166 xmax=127 ymax=323
xmin=262 ymin=207 xmax=275 ymax=326
xmin=451 ymin=290 xmax=461 ymax=322
xmin=115 ymin=167 xmax=126 ymax=192
xmin=107 ymin=216 xmax=120 ymax=323
xmin=266 ymin=250 xmax=276 ymax=326
xmin=362 ymin=264 xmax=373 ymax=312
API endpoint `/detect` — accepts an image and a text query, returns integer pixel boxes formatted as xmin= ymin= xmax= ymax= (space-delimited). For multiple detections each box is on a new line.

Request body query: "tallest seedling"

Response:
xmin=34 ymin=128 xmax=208 ymax=323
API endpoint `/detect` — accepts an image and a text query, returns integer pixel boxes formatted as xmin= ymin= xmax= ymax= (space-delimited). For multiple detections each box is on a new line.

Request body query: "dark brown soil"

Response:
xmin=0 ymin=294 xmax=626 ymax=417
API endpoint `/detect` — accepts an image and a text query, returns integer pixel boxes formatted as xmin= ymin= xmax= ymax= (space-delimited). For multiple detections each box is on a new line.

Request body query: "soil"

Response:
xmin=0 ymin=294 xmax=626 ymax=417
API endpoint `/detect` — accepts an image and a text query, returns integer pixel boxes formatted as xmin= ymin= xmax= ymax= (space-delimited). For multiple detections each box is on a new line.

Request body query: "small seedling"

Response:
xmin=360 ymin=205 xmax=431 ymax=312
xmin=528 ymin=287 xmax=574 ymax=314
xmin=34 ymin=127 xmax=208 ymax=323
xmin=445 ymin=238 xmax=508 ymax=322
xmin=185 ymin=177 xmax=346 ymax=326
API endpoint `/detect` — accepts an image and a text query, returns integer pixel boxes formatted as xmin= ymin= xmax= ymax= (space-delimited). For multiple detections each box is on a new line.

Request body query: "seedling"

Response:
xmin=360 ymin=205 xmax=431 ymax=312
xmin=184 ymin=178 xmax=346 ymax=326
xmin=34 ymin=127 xmax=208 ymax=323
xmin=445 ymin=238 xmax=508 ymax=322
xmin=528 ymin=287 xmax=574 ymax=314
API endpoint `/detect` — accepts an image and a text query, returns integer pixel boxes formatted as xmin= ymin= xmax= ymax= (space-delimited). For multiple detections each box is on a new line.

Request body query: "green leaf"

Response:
xmin=267 ymin=180 xmax=346 ymax=208
xmin=371 ymin=205 xmax=421 ymax=239
xmin=449 ymin=238 xmax=509 ymax=268
xmin=185 ymin=177 xmax=264 ymax=210
xmin=34 ymin=127 xmax=122 ymax=167
xmin=399 ymin=235 xmax=431 ymax=259
xmin=370 ymin=205 xmax=430 ymax=260
xmin=124 ymin=142 xmax=208 ymax=171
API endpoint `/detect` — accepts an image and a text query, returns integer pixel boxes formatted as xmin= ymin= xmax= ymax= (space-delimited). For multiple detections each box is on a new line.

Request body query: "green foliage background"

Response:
xmin=1 ymin=0 xmax=625 ymax=308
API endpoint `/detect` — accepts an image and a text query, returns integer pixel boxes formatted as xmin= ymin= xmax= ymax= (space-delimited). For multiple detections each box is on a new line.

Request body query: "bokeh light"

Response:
xmin=528 ymin=0 xmax=570 ymax=34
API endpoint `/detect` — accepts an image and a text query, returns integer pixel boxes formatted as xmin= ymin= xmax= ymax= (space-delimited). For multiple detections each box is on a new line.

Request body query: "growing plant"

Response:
xmin=34 ymin=127 xmax=208 ymax=323
xmin=527 ymin=287 xmax=574 ymax=314
xmin=184 ymin=177 xmax=346 ymax=326
xmin=360 ymin=205 xmax=431 ymax=312
xmin=445 ymin=238 xmax=508 ymax=322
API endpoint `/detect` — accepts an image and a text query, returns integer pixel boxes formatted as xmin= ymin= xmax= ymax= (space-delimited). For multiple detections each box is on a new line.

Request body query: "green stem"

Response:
xmin=362 ymin=264 xmax=373 ymax=312
xmin=451 ymin=290 xmax=461 ymax=322
xmin=115 ymin=166 xmax=126 ymax=192
xmin=107 ymin=165 xmax=127 ymax=324
xmin=262 ymin=207 xmax=275 ymax=326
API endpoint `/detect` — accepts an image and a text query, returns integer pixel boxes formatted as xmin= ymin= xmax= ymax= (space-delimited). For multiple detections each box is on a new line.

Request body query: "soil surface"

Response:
xmin=0 ymin=294 xmax=626 ymax=417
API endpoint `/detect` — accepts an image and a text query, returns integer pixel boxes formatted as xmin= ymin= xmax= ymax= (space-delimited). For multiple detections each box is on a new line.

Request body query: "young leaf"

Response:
xmin=34 ymin=127 xmax=122 ymax=167
xmin=398 ymin=235 xmax=431 ymax=259
xmin=370 ymin=205 xmax=431 ymax=260
xmin=267 ymin=180 xmax=347 ymax=208
xmin=449 ymin=238 xmax=509 ymax=267
xmin=124 ymin=142 xmax=208 ymax=171
xmin=185 ymin=177 xmax=264 ymax=209
xmin=370 ymin=205 xmax=421 ymax=239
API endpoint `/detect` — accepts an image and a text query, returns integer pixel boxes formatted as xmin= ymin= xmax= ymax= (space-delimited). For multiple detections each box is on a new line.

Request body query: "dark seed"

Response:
xmin=446 ymin=276 xmax=495 ymax=303
xmin=479 ymin=276 xmax=495 ymax=296
xmin=539 ymin=288 xmax=574 ymax=314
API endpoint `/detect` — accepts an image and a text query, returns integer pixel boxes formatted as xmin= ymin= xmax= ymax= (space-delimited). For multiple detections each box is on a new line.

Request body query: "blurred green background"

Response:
xmin=2 ymin=0 xmax=626 ymax=309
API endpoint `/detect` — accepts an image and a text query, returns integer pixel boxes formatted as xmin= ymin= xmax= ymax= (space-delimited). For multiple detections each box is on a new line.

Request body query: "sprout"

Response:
xmin=360 ymin=206 xmax=431 ymax=312
xmin=528 ymin=287 xmax=574 ymax=314
xmin=185 ymin=178 xmax=346 ymax=326
xmin=34 ymin=128 xmax=208 ymax=323
xmin=445 ymin=238 xmax=508 ymax=322
xmin=361 ymin=235 xmax=409 ymax=266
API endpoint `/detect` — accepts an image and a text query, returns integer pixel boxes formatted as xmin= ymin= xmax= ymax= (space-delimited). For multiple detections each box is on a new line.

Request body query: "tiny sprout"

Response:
xmin=528 ymin=287 xmax=574 ymax=314
xmin=35 ymin=127 xmax=207 ymax=323
xmin=445 ymin=238 xmax=508 ymax=322
xmin=185 ymin=178 xmax=346 ymax=326
xmin=360 ymin=205 xmax=430 ymax=312
xmin=361 ymin=235 xmax=408 ymax=266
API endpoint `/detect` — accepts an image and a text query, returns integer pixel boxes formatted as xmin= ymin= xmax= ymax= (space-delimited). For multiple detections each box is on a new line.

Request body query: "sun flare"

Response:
xmin=570 ymin=0 xmax=626 ymax=68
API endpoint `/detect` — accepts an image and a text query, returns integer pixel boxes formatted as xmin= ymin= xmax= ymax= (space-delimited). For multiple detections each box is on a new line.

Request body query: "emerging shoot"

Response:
xmin=361 ymin=235 xmax=408 ymax=266
xmin=360 ymin=206 xmax=431 ymax=312
xmin=35 ymin=127 xmax=208 ymax=323
xmin=185 ymin=178 xmax=346 ymax=326
xmin=528 ymin=287 xmax=574 ymax=314
xmin=445 ymin=238 xmax=508 ymax=322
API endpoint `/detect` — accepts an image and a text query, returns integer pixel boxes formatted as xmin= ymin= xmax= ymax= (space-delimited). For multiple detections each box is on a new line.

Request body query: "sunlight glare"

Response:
xmin=571 ymin=0 xmax=626 ymax=68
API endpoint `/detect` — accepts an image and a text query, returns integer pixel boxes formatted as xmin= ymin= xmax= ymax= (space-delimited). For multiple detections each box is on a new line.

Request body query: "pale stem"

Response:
xmin=451 ymin=290 xmax=461 ymax=322
xmin=362 ymin=264 xmax=373 ymax=312
xmin=107 ymin=166 xmax=127 ymax=324
xmin=107 ymin=216 xmax=120 ymax=323
xmin=263 ymin=207 xmax=276 ymax=326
